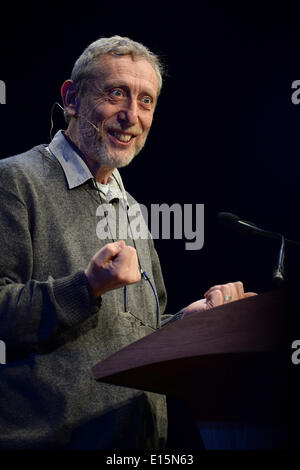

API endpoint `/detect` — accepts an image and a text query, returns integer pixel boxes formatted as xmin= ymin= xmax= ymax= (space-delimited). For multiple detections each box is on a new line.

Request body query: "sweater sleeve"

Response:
xmin=0 ymin=188 xmax=100 ymax=349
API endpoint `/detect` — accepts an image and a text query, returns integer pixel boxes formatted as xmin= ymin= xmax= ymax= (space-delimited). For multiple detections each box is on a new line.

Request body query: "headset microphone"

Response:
xmin=50 ymin=101 xmax=100 ymax=139
xmin=74 ymin=111 xmax=100 ymax=133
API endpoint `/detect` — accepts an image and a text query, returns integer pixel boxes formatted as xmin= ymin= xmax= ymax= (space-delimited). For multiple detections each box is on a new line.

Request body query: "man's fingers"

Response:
xmin=205 ymin=288 xmax=224 ymax=308
xmin=85 ymin=241 xmax=142 ymax=298
xmin=205 ymin=281 xmax=246 ymax=302
xmin=221 ymin=283 xmax=237 ymax=301
xmin=233 ymin=281 xmax=244 ymax=298
xmin=116 ymin=246 xmax=141 ymax=283
xmin=95 ymin=240 xmax=126 ymax=266
xmin=204 ymin=285 xmax=222 ymax=297
xmin=225 ymin=282 xmax=244 ymax=300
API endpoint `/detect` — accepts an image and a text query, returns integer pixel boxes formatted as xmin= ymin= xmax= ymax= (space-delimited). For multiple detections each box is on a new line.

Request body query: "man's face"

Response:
xmin=76 ymin=54 xmax=159 ymax=169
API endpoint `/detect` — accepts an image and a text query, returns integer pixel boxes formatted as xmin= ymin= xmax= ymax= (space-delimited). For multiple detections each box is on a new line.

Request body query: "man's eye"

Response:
xmin=141 ymin=96 xmax=152 ymax=105
xmin=110 ymin=89 xmax=124 ymax=98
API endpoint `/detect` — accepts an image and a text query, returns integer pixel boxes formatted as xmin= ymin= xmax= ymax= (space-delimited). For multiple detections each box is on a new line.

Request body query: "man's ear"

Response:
xmin=60 ymin=80 xmax=80 ymax=119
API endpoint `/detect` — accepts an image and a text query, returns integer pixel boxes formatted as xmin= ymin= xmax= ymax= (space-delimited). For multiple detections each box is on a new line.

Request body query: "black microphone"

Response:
xmin=217 ymin=212 xmax=277 ymax=239
xmin=217 ymin=212 xmax=285 ymax=284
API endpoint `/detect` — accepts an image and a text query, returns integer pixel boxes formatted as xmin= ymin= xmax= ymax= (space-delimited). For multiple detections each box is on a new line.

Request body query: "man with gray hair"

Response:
xmin=0 ymin=35 xmax=254 ymax=449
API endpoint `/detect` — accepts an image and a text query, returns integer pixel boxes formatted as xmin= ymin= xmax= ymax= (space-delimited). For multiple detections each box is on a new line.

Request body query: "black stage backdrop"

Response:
xmin=0 ymin=0 xmax=300 ymax=453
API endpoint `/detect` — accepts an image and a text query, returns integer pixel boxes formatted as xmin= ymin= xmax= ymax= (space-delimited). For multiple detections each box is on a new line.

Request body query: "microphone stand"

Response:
xmin=272 ymin=235 xmax=285 ymax=288
xmin=235 ymin=220 xmax=286 ymax=287
xmin=218 ymin=213 xmax=288 ymax=288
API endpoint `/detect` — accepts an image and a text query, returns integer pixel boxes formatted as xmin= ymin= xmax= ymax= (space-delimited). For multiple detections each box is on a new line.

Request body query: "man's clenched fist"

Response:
xmin=84 ymin=241 xmax=141 ymax=298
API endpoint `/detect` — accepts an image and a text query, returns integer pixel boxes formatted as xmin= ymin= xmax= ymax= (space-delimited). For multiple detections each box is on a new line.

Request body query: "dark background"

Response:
xmin=1 ymin=0 xmax=300 ymax=452
xmin=1 ymin=1 xmax=300 ymax=315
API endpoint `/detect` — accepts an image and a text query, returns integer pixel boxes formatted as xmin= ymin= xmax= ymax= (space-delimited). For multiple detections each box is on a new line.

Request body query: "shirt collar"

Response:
xmin=47 ymin=130 xmax=128 ymax=206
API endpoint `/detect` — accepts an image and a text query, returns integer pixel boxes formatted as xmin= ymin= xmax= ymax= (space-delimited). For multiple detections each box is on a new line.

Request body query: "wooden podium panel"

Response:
xmin=92 ymin=288 xmax=299 ymax=422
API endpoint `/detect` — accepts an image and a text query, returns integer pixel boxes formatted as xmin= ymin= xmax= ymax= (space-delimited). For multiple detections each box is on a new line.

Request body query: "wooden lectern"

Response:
xmin=92 ymin=287 xmax=299 ymax=447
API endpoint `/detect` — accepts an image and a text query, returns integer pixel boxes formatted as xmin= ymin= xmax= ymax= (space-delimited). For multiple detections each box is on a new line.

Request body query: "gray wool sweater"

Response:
xmin=0 ymin=141 xmax=176 ymax=449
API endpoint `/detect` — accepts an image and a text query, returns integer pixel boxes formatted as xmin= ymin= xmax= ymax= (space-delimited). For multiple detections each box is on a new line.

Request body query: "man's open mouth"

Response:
xmin=107 ymin=129 xmax=135 ymax=143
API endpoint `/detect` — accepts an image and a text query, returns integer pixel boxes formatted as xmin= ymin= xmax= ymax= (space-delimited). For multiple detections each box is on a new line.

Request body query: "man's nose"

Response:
xmin=118 ymin=99 xmax=138 ymax=125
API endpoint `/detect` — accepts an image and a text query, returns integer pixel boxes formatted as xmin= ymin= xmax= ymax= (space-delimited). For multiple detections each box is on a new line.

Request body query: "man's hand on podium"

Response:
xmin=182 ymin=281 xmax=257 ymax=318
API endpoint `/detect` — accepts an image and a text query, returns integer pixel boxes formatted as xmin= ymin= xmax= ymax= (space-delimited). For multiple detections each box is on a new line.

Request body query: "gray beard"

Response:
xmin=79 ymin=121 xmax=145 ymax=169
xmin=96 ymin=139 xmax=140 ymax=168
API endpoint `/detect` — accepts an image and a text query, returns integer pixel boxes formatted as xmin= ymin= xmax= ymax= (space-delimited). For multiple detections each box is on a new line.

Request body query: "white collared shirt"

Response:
xmin=46 ymin=130 xmax=129 ymax=206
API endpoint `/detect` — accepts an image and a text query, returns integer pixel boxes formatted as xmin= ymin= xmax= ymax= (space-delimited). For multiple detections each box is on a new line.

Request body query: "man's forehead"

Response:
xmin=90 ymin=54 xmax=159 ymax=93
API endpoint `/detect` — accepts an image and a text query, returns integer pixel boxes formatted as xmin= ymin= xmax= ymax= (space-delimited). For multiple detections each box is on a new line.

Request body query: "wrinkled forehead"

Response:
xmin=87 ymin=54 xmax=159 ymax=97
